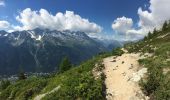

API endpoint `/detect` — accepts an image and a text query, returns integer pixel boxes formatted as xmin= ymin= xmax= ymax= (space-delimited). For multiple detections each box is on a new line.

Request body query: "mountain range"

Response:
xmin=0 ymin=28 xmax=121 ymax=75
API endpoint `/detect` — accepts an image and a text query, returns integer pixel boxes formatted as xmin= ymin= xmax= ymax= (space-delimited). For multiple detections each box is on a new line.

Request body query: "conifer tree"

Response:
xmin=18 ymin=68 xmax=26 ymax=80
xmin=148 ymin=31 xmax=152 ymax=39
xmin=59 ymin=56 xmax=72 ymax=73
xmin=152 ymin=28 xmax=158 ymax=37
xmin=153 ymin=28 xmax=157 ymax=34
xmin=162 ymin=21 xmax=168 ymax=31
xmin=144 ymin=36 xmax=147 ymax=40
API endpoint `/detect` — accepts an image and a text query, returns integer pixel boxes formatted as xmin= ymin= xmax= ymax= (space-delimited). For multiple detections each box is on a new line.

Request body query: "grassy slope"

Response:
xmin=124 ymin=24 xmax=170 ymax=100
xmin=0 ymin=53 xmax=111 ymax=100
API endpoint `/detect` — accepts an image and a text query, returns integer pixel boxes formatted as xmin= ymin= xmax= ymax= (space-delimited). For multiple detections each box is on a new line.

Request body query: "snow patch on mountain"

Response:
xmin=3 ymin=34 xmax=8 ymax=36
xmin=36 ymin=35 xmax=42 ymax=41
xmin=28 ymin=31 xmax=43 ymax=41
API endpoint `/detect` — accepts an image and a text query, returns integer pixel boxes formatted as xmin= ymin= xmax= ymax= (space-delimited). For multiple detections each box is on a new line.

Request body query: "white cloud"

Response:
xmin=137 ymin=0 xmax=170 ymax=35
xmin=111 ymin=16 xmax=144 ymax=41
xmin=111 ymin=0 xmax=170 ymax=41
xmin=0 ymin=20 xmax=10 ymax=29
xmin=112 ymin=16 xmax=133 ymax=34
xmin=15 ymin=8 xmax=102 ymax=33
xmin=138 ymin=0 xmax=170 ymax=29
xmin=0 ymin=0 xmax=5 ymax=6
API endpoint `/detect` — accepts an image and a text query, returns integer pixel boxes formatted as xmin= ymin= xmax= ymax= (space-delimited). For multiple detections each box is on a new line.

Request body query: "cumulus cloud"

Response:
xmin=111 ymin=16 xmax=144 ymax=41
xmin=128 ymin=0 xmax=170 ymax=38
xmin=0 ymin=20 xmax=10 ymax=29
xmin=138 ymin=0 xmax=170 ymax=35
xmin=0 ymin=0 xmax=5 ymax=6
xmin=112 ymin=0 xmax=170 ymax=41
xmin=15 ymin=8 xmax=102 ymax=33
xmin=138 ymin=0 xmax=170 ymax=33
xmin=112 ymin=16 xmax=133 ymax=34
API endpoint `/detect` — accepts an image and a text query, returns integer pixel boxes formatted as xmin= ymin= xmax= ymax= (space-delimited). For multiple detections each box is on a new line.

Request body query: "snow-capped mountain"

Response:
xmin=0 ymin=28 xmax=106 ymax=75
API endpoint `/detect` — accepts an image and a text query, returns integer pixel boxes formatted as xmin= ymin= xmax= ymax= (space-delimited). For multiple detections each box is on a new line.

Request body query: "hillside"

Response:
xmin=124 ymin=21 xmax=170 ymax=99
xmin=0 ymin=22 xmax=170 ymax=100
xmin=0 ymin=52 xmax=110 ymax=100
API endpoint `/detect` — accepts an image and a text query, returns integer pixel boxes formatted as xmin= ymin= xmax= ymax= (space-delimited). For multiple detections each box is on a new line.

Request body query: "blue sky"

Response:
xmin=0 ymin=0 xmax=148 ymax=32
xmin=0 ymin=0 xmax=170 ymax=41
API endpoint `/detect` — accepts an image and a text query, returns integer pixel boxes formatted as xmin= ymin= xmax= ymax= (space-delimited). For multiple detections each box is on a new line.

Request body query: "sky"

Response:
xmin=0 ymin=0 xmax=170 ymax=41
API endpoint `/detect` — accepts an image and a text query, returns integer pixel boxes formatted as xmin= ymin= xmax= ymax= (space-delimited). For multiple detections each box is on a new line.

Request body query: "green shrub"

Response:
xmin=42 ymin=57 xmax=106 ymax=100
xmin=112 ymin=48 xmax=124 ymax=56
xmin=154 ymin=73 xmax=170 ymax=100
xmin=0 ymin=80 xmax=10 ymax=91
xmin=0 ymin=77 xmax=47 ymax=100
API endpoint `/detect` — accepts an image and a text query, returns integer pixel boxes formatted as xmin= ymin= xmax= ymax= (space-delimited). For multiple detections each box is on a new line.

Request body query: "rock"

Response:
xmin=130 ymin=68 xmax=147 ymax=82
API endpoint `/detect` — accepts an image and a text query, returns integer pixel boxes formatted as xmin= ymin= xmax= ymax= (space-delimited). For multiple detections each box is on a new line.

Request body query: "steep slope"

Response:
xmin=0 ymin=29 xmax=106 ymax=75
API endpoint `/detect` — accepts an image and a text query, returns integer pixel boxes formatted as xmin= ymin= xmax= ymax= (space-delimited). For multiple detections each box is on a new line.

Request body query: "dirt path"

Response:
xmin=34 ymin=85 xmax=61 ymax=100
xmin=103 ymin=52 xmax=148 ymax=100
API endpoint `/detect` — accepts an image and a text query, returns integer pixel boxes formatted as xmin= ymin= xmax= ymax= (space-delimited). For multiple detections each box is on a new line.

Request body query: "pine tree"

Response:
xmin=59 ymin=56 xmax=72 ymax=73
xmin=148 ymin=31 xmax=152 ymax=39
xmin=18 ymin=71 xmax=26 ymax=80
xmin=153 ymin=28 xmax=157 ymax=34
xmin=152 ymin=28 xmax=158 ymax=36
xmin=162 ymin=21 xmax=168 ymax=31
xmin=168 ymin=20 xmax=170 ymax=28
xmin=144 ymin=36 xmax=147 ymax=40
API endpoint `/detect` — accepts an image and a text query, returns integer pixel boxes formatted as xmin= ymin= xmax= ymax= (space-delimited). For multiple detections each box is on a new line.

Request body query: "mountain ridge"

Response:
xmin=0 ymin=28 xmax=109 ymax=75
